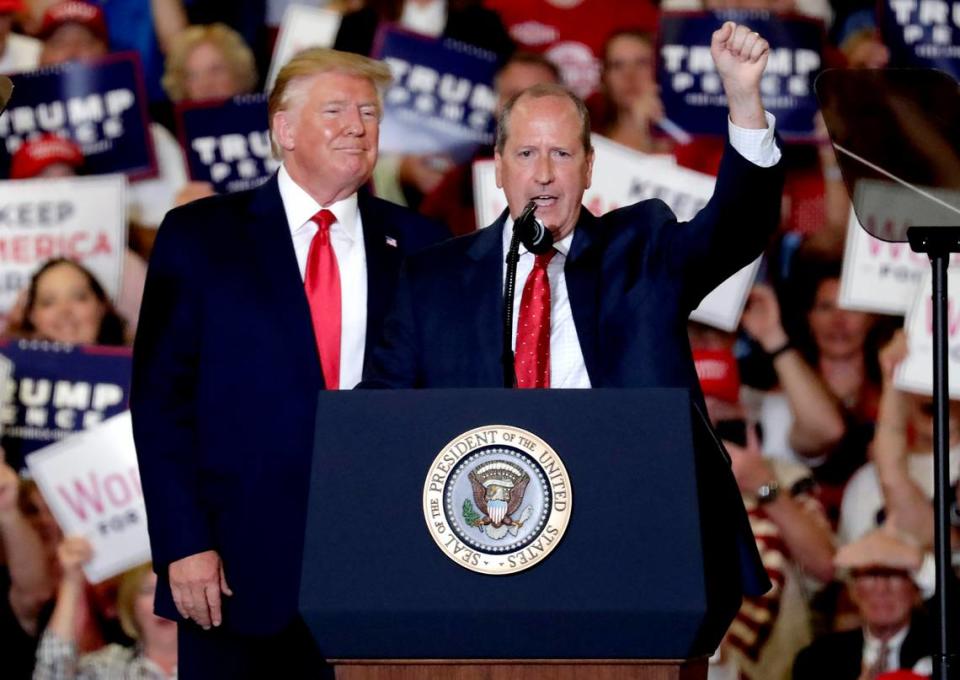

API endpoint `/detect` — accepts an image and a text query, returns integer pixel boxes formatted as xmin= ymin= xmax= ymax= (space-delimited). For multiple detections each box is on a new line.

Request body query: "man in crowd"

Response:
xmin=131 ymin=48 xmax=446 ymax=677
xmin=794 ymin=529 xmax=933 ymax=679
xmin=420 ymin=50 xmax=562 ymax=236
xmin=364 ymin=22 xmax=783 ymax=594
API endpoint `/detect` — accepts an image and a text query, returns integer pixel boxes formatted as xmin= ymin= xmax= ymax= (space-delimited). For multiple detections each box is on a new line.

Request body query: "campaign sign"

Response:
xmin=473 ymin=135 xmax=761 ymax=331
xmin=266 ymin=5 xmax=342 ymax=92
xmin=0 ymin=340 xmax=131 ymax=470
xmin=658 ymin=11 xmax=823 ymax=138
xmin=880 ymin=0 xmax=960 ymax=78
xmin=0 ymin=174 xmax=127 ymax=323
xmin=375 ymin=26 xmax=499 ymax=162
xmin=896 ymin=270 xmax=960 ymax=397
xmin=177 ymin=94 xmax=279 ymax=194
xmin=0 ymin=52 xmax=157 ymax=180
xmin=27 ymin=411 xmax=150 ymax=583
xmin=0 ymin=353 xmax=10 ymax=437
xmin=840 ymin=204 xmax=960 ymax=315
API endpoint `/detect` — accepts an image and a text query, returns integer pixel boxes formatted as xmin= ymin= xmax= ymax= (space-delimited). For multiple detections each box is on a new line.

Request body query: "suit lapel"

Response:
xmin=358 ymin=191 xmax=403 ymax=367
xmin=565 ymin=207 xmax=603 ymax=385
xmin=245 ymin=175 xmax=322 ymax=385
xmin=467 ymin=214 xmax=508 ymax=385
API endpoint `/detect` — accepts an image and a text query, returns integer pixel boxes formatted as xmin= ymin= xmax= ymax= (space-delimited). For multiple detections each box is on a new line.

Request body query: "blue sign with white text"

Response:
xmin=0 ymin=52 xmax=157 ymax=180
xmin=658 ymin=11 xmax=824 ymax=139
xmin=880 ymin=0 xmax=960 ymax=79
xmin=374 ymin=26 xmax=499 ymax=162
xmin=0 ymin=340 xmax=131 ymax=469
xmin=177 ymin=94 xmax=279 ymax=194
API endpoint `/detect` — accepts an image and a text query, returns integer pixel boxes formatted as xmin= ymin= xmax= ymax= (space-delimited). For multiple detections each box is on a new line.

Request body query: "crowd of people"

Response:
xmin=0 ymin=0 xmax=956 ymax=679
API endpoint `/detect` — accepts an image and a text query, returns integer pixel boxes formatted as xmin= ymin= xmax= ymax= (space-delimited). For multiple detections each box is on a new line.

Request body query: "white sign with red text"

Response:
xmin=895 ymin=270 xmax=960 ymax=398
xmin=266 ymin=5 xmax=342 ymax=92
xmin=0 ymin=174 xmax=126 ymax=324
xmin=473 ymin=134 xmax=761 ymax=331
xmin=26 ymin=411 xmax=149 ymax=583
xmin=840 ymin=206 xmax=960 ymax=315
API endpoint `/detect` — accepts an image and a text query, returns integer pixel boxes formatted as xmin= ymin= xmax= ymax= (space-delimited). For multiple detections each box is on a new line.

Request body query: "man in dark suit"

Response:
xmin=364 ymin=22 xmax=782 ymax=595
xmin=794 ymin=529 xmax=933 ymax=679
xmin=130 ymin=48 xmax=446 ymax=677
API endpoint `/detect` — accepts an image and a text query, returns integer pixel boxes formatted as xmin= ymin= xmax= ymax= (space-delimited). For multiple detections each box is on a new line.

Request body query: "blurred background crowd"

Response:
xmin=0 ymin=0 xmax=956 ymax=679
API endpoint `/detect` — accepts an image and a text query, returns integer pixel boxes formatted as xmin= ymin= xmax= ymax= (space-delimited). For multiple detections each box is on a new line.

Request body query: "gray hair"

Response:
xmin=495 ymin=83 xmax=593 ymax=156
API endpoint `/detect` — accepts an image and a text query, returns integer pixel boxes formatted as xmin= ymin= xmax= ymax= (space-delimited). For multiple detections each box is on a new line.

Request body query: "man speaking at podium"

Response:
xmin=364 ymin=22 xmax=784 ymax=594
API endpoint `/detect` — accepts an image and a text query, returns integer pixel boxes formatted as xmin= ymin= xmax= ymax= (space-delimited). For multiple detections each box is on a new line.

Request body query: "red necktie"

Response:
xmin=304 ymin=209 xmax=341 ymax=390
xmin=515 ymin=250 xmax=556 ymax=388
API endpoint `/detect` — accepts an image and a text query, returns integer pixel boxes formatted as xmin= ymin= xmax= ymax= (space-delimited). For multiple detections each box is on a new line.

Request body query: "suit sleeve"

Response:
xmin=130 ymin=209 xmax=213 ymax=568
xmin=647 ymin=139 xmax=785 ymax=312
xmin=361 ymin=258 xmax=422 ymax=388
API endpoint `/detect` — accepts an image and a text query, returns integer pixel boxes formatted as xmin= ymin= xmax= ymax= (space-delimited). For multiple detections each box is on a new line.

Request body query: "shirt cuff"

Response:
xmin=912 ymin=551 xmax=936 ymax=599
xmin=728 ymin=111 xmax=781 ymax=168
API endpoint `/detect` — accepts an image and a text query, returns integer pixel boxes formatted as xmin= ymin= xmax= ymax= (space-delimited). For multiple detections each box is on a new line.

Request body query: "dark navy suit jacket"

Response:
xmin=364 ymin=141 xmax=784 ymax=595
xmin=793 ymin=615 xmax=932 ymax=680
xmin=130 ymin=176 xmax=447 ymax=635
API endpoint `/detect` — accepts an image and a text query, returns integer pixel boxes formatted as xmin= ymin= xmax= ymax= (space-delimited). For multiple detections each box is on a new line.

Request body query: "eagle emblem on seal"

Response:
xmin=462 ymin=460 xmax=534 ymax=540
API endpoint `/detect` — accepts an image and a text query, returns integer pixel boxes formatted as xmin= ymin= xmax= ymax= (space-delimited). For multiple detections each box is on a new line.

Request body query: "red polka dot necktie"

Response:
xmin=515 ymin=249 xmax=556 ymax=388
xmin=304 ymin=209 xmax=341 ymax=390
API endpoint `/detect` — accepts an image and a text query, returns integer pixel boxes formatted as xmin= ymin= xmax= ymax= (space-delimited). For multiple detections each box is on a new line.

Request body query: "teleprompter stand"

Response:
xmin=817 ymin=68 xmax=960 ymax=680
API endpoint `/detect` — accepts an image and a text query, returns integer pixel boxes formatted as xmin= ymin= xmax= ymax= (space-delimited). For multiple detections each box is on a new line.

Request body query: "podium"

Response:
xmin=300 ymin=389 xmax=754 ymax=679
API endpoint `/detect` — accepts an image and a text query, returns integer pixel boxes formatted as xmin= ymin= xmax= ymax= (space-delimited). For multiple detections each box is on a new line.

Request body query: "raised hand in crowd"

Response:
xmin=168 ymin=549 xmax=231 ymax=630
xmin=741 ymin=284 xmax=846 ymax=457
xmin=872 ymin=331 xmax=938 ymax=550
xmin=724 ymin=426 xmax=836 ymax=582
xmin=711 ymin=21 xmax=770 ymax=129
xmin=0 ymin=448 xmax=55 ymax=637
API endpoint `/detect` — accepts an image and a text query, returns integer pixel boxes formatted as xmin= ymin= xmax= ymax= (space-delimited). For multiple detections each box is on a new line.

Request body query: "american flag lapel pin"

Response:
xmin=385 ymin=235 xmax=398 ymax=248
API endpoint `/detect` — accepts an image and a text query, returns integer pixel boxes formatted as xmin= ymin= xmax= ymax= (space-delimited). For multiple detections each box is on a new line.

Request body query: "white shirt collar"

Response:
xmin=863 ymin=624 xmax=910 ymax=663
xmin=501 ymin=215 xmax=574 ymax=258
xmin=277 ymin=164 xmax=360 ymax=242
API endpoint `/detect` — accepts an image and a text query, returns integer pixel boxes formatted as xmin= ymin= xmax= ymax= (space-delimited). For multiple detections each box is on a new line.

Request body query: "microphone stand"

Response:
xmin=502 ymin=225 xmax=522 ymax=388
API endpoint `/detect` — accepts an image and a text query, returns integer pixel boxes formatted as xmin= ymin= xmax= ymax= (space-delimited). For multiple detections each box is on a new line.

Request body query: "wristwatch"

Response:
xmin=755 ymin=480 xmax=781 ymax=505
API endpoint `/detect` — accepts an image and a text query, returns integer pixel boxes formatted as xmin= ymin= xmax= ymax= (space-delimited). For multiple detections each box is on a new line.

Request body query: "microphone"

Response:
xmin=513 ymin=201 xmax=554 ymax=254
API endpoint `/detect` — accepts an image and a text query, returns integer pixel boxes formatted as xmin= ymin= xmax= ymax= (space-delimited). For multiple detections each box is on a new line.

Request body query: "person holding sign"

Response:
xmin=364 ymin=22 xmax=783 ymax=592
xmin=34 ymin=539 xmax=177 ymax=680
xmin=131 ymin=48 xmax=446 ymax=677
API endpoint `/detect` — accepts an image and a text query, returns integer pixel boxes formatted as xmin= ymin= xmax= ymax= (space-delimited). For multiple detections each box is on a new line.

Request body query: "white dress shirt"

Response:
xmin=278 ymin=165 xmax=368 ymax=389
xmin=862 ymin=625 xmax=909 ymax=673
xmin=500 ymin=114 xmax=781 ymax=388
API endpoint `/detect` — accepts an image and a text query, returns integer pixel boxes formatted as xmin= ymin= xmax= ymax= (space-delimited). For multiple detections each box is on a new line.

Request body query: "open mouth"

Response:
xmin=530 ymin=195 xmax=557 ymax=207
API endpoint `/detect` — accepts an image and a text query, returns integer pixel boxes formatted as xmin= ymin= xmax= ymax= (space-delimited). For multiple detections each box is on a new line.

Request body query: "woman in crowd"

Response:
xmin=163 ymin=23 xmax=259 ymax=207
xmin=741 ymin=252 xmax=890 ymax=522
xmin=4 ymin=258 xmax=127 ymax=346
xmin=597 ymin=29 xmax=672 ymax=155
xmin=161 ymin=22 xmax=257 ymax=103
xmin=34 ymin=537 xmax=177 ymax=680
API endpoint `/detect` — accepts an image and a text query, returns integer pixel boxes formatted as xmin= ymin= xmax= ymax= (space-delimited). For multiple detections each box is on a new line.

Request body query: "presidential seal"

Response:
xmin=422 ymin=425 xmax=572 ymax=575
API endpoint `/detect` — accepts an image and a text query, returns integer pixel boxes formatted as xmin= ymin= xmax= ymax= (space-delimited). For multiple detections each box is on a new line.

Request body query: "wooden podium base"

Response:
xmin=332 ymin=658 xmax=707 ymax=680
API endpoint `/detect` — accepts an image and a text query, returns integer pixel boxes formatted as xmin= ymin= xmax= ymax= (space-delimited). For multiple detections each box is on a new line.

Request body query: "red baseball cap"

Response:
xmin=693 ymin=348 xmax=741 ymax=404
xmin=0 ymin=0 xmax=24 ymax=13
xmin=10 ymin=133 xmax=84 ymax=179
xmin=38 ymin=1 xmax=108 ymax=44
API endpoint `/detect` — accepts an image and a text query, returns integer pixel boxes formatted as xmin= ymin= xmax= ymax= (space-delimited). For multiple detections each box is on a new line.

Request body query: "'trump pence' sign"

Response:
xmin=26 ymin=411 xmax=150 ymax=583
xmin=473 ymin=135 xmax=760 ymax=331
xmin=881 ymin=0 xmax=960 ymax=78
xmin=657 ymin=11 xmax=823 ymax=138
